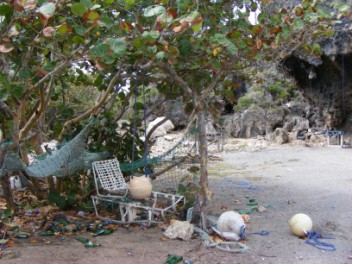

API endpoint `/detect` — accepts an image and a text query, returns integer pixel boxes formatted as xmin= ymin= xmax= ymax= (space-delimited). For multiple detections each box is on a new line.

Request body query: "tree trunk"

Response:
xmin=20 ymin=148 xmax=45 ymax=200
xmin=1 ymin=173 xmax=16 ymax=212
xmin=194 ymin=109 xmax=213 ymax=228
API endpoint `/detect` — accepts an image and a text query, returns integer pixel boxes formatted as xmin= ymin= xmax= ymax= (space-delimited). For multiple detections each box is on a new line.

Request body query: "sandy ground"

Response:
xmin=2 ymin=140 xmax=352 ymax=264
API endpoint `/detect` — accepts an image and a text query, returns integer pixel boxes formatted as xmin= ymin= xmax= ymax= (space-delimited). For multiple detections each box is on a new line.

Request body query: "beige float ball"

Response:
xmin=129 ymin=175 xmax=152 ymax=199
xmin=289 ymin=213 xmax=313 ymax=237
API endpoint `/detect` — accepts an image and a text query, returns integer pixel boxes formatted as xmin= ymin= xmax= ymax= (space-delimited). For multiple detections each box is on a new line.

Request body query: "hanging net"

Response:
xmin=0 ymin=123 xmax=109 ymax=178
xmin=0 ymin=121 xmax=199 ymax=194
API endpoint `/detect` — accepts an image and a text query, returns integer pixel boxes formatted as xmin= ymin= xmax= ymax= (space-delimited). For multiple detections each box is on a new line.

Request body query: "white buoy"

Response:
xmin=217 ymin=211 xmax=245 ymax=236
xmin=289 ymin=213 xmax=313 ymax=237
xmin=128 ymin=175 xmax=152 ymax=199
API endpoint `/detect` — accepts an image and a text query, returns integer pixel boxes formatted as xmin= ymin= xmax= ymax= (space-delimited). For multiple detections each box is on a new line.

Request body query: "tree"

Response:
xmin=0 ymin=0 xmax=348 ymax=218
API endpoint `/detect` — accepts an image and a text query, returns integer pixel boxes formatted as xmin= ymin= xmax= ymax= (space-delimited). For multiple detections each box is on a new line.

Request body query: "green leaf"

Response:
xmin=156 ymin=51 xmax=165 ymax=60
xmin=142 ymin=31 xmax=156 ymax=43
xmin=81 ymin=0 xmax=93 ymax=8
xmin=85 ymin=11 xmax=99 ymax=21
xmin=132 ymin=38 xmax=144 ymax=48
xmin=56 ymin=24 xmax=71 ymax=35
xmin=210 ymin=60 xmax=221 ymax=70
xmin=226 ymin=42 xmax=238 ymax=55
xmin=94 ymin=75 xmax=104 ymax=86
xmin=0 ymin=4 xmax=13 ymax=16
xmin=211 ymin=34 xmax=229 ymax=45
xmin=74 ymin=25 xmax=86 ymax=36
xmin=104 ymin=0 xmax=114 ymax=4
xmin=107 ymin=38 xmax=126 ymax=58
xmin=144 ymin=5 xmax=166 ymax=17
xmin=38 ymin=2 xmax=55 ymax=18
xmin=126 ymin=0 xmax=135 ymax=5
xmin=88 ymin=43 xmax=109 ymax=58
xmin=71 ymin=3 xmax=87 ymax=17
xmin=0 ymin=239 xmax=9 ymax=244
xmin=0 ymin=88 xmax=8 ymax=101
xmin=179 ymin=39 xmax=192 ymax=56
xmin=67 ymin=193 xmax=77 ymax=206
xmin=99 ymin=16 xmax=113 ymax=28
xmin=43 ymin=63 xmax=55 ymax=72
xmin=10 ymin=84 xmax=23 ymax=98
xmin=293 ymin=18 xmax=304 ymax=30
xmin=90 ymin=4 xmax=101 ymax=10
xmin=73 ymin=36 xmax=85 ymax=44
xmin=149 ymin=30 xmax=160 ymax=39
xmin=1 ymin=209 xmax=12 ymax=220
xmin=315 ymin=6 xmax=332 ymax=19
xmin=191 ymin=22 xmax=202 ymax=33
xmin=339 ymin=4 xmax=350 ymax=13
xmin=157 ymin=11 xmax=174 ymax=24
xmin=237 ymin=40 xmax=247 ymax=49
xmin=147 ymin=45 xmax=157 ymax=54
xmin=18 ymin=68 xmax=33 ymax=79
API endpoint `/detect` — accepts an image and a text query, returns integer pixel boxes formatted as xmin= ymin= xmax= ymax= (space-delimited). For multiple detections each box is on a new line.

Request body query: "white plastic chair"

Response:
xmin=92 ymin=159 xmax=128 ymax=198
xmin=91 ymin=158 xmax=185 ymax=224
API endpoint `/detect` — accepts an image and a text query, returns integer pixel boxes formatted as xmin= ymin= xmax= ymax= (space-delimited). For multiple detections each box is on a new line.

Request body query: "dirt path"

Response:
xmin=2 ymin=144 xmax=352 ymax=264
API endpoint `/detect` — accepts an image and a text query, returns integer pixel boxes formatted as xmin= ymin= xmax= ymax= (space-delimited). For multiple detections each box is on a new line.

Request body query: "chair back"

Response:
xmin=92 ymin=159 xmax=128 ymax=191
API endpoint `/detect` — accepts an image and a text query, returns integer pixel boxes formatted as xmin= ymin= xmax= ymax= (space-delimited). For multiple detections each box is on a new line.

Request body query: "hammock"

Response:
xmin=0 ymin=124 xmax=109 ymax=178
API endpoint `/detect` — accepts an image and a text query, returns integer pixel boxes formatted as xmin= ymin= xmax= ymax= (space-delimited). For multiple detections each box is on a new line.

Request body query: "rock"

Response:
xmin=163 ymin=220 xmax=194 ymax=241
xmin=223 ymin=108 xmax=285 ymax=138
xmin=146 ymin=117 xmax=174 ymax=139
xmin=270 ymin=128 xmax=289 ymax=144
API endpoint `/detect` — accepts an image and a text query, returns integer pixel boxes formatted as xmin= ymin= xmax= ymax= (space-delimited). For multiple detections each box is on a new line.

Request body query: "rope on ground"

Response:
xmin=194 ymin=227 xmax=249 ymax=254
xmin=305 ymin=231 xmax=336 ymax=251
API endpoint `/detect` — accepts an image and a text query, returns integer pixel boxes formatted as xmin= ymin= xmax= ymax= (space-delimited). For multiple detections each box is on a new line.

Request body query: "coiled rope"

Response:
xmin=194 ymin=227 xmax=249 ymax=253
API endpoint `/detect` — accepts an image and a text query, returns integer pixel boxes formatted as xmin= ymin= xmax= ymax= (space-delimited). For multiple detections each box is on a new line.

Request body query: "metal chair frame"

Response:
xmin=91 ymin=159 xmax=185 ymax=224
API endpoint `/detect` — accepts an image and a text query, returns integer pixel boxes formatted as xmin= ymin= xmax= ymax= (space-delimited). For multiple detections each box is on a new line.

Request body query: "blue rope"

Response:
xmin=240 ymin=225 xmax=269 ymax=239
xmin=141 ymin=71 xmax=148 ymax=168
xmin=305 ymin=231 xmax=336 ymax=251
xmin=341 ymin=32 xmax=346 ymax=117
xmin=131 ymin=80 xmax=138 ymax=172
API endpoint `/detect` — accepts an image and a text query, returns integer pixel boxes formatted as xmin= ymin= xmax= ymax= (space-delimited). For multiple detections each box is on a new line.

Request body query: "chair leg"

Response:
xmin=92 ymin=197 xmax=100 ymax=218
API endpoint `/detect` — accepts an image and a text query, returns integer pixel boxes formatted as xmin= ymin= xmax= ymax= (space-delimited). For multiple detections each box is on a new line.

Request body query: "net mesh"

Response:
xmin=0 ymin=123 xmax=199 ymax=194
xmin=0 ymin=124 xmax=109 ymax=178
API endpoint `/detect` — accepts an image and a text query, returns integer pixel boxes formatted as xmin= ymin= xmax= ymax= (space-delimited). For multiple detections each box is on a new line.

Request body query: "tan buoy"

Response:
xmin=129 ymin=175 xmax=152 ymax=199
xmin=289 ymin=213 xmax=313 ymax=237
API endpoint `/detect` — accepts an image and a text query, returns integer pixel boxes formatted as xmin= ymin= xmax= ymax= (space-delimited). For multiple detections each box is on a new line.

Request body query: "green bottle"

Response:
xmin=14 ymin=233 xmax=30 ymax=239
xmin=76 ymin=237 xmax=90 ymax=244
xmin=84 ymin=241 xmax=101 ymax=248
xmin=166 ymin=254 xmax=183 ymax=264
xmin=40 ymin=231 xmax=54 ymax=236
xmin=93 ymin=229 xmax=113 ymax=237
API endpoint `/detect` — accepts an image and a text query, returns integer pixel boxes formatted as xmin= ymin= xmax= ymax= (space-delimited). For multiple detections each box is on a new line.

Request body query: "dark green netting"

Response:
xmin=0 ymin=124 xmax=109 ymax=178
xmin=119 ymin=126 xmax=198 ymax=174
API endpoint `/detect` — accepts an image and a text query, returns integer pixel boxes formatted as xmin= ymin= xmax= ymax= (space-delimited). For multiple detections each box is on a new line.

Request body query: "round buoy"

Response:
xmin=129 ymin=175 xmax=152 ymax=199
xmin=217 ymin=211 xmax=245 ymax=235
xmin=289 ymin=213 xmax=313 ymax=237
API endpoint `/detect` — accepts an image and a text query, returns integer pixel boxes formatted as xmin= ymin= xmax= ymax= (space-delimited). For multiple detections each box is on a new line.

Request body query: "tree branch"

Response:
xmin=156 ymin=62 xmax=193 ymax=97
xmin=0 ymin=101 xmax=14 ymax=118
xmin=19 ymin=78 xmax=54 ymax=140
xmin=58 ymin=68 xmax=123 ymax=141
xmin=22 ymin=61 xmax=70 ymax=100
